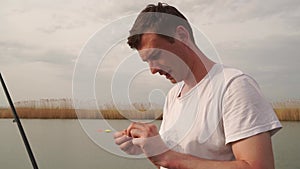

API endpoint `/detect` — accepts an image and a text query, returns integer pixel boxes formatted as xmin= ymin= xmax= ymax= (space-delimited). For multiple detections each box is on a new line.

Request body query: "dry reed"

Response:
xmin=272 ymin=99 xmax=300 ymax=121
xmin=1 ymin=99 xmax=299 ymax=121
xmin=274 ymin=108 xmax=300 ymax=121
xmin=0 ymin=99 xmax=163 ymax=120
xmin=0 ymin=107 xmax=162 ymax=119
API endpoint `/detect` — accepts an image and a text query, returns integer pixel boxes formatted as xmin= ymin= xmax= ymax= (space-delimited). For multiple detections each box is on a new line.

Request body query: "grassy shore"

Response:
xmin=0 ymin=99 xmax=299 ymax=120
xmin=0 ymin=99 xmax=163 ymax=119
xmin=0 ymin=107 xmax=299 ymax=121
xmin=0 ymin=107 xmax=163 ymax=120
xmin=272 ymin=99 xmax=300 ymax=121
xmin=274 ymin=108 xmax=300 ymax=121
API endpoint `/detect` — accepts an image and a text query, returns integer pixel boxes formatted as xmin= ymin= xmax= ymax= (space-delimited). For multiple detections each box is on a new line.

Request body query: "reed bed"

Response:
xmin=273 ymin=99 xmax=300 ymax=121
xmin=274 ymin=108 xmax=300 ymax=121
xmin=0 ymin=107 xmax=162 ymax=119
xmin=0 ymin=99 xmax=163 ymax=119
xmin=0 ymin=99 xmax=299 ymax=121
xmin=3 ymin=106 xmax=299 ymax=121
xmin=0 ymin=107 xmax=76 ymax=119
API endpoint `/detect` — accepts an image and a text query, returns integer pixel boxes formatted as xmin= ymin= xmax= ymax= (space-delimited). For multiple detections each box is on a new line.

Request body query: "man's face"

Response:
xmin=137 ymin=33 xmax=190 ymax=84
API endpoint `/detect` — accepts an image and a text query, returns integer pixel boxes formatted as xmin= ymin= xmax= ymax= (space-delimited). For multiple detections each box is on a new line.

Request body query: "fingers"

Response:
xmin=113 ymin=130 xmax=133 ymax=151
xmin=126 ymin=122 xmax=145 ymax=137
xmin=118 ymin=137 xmax=134 ymax=152
xmin=114 ymin=123 xmax=164 ymax=157
xmin=114 ymin=129 xmax=132 ymax=146
xmin=132 ymin=135 xmax=170 ymax=157
xmin=128 ymin=128 xmax=145 ymax=138
xmin=126 ymin=122 xmax=158 ymax=138
xmin=114 ymin=134 xmax=132 ymax=145
xmin=113 ymin=129 xmax=143 ymax=155
xmin=113 ymin=130 xmax=127 ymax=139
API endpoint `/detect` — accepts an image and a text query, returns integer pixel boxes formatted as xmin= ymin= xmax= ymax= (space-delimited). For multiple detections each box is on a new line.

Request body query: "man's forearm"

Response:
xmin=155 ymin=150 xmax=253 ymax=169
xmin=152 ymin=132 xmax=274 ymax=169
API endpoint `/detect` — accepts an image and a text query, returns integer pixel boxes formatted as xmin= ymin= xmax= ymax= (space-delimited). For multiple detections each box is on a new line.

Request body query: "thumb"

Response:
xmin=132 ymin=136 xmax=169 ymax=157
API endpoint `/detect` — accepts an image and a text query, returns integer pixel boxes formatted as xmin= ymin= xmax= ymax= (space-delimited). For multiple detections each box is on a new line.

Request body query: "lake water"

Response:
xmin=0 ymin=119 xmax=299 ymax=169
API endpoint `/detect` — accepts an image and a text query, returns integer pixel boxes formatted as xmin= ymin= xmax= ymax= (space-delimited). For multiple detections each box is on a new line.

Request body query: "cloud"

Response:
xmin=0 ymin=40 xmax=75 ymax=67
xmin=218 ymin=33 xmax=300 ymax=70
xmin=216 ymin=33 xmax=300 ymax=100
xmin=1 ymin=0 xmax=299 ymax=103
xmin=181 ymin=0 xmax=300 ymax=25
xmin=0 ymin=61 xmax=73 ymax=103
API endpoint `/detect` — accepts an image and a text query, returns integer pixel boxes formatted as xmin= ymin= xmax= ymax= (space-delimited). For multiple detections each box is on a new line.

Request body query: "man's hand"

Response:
xmin=114 ymin=122 xmax=170 ymax=166
xmin=126 ymin=122 xmax=170 ymax=164
xmin=114 ymin=129 xmax=143 ymax=155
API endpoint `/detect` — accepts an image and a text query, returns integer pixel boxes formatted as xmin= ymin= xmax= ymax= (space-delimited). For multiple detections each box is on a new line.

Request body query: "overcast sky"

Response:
xmin=0 ymin=0 xmax=299 ymax=107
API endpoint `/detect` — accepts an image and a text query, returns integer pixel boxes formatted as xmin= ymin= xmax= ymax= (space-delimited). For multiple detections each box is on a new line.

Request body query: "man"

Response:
xmin=114 ymin=2 xmax=282 ymax=169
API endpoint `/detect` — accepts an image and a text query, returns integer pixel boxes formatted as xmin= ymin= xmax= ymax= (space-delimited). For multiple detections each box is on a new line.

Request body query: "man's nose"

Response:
xmin=148 ymin=61 xmax=159 ymax=74
xmin=150 ymin=66 xmax=159 ymax=74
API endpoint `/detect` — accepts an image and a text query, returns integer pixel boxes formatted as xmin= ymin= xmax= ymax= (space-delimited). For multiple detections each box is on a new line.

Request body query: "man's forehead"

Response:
xmin=138 ymin=48 xmax=157 ymax=58
xmin=138 ymin=47 xmax=156 ymax=53
xmin=138 ymin=33 xmax=158 ymax=49
xmin=137 ymin=33 xmax=171 ymax=60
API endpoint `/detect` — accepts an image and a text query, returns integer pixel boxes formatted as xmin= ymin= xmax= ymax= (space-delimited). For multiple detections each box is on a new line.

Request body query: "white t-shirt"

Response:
xmin=159 ymin=64 xmax=282 ymax=166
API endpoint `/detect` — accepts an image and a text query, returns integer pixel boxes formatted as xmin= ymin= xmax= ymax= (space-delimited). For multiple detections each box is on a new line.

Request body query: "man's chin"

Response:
xmin=165 ymin=74 xmax=177 ymax=83
xmin=169 ymin=78 xmax=177 ymax=84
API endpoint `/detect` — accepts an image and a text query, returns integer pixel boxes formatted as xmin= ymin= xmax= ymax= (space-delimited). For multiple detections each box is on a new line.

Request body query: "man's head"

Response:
xmin=127 ymin=3 xmax=197 ymax=84
xmin=127 ymin=2 xmax=195 ymax=50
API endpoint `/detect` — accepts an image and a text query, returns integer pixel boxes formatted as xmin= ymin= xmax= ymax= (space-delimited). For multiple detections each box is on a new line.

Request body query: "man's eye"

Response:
xmin=151 ymin=55 xmax=160 ymax=60
xmin=147 ymin=50 xmax=161 ymax=61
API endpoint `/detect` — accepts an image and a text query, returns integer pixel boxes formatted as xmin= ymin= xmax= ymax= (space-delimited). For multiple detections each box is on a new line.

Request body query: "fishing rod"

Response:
xmin=0 ymin=73 xmax=39 ymax=169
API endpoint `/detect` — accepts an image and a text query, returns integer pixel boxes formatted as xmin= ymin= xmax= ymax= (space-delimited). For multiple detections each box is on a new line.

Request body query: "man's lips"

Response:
xmin=159 ymin=70 xmax=173 ymax=79
xmin=165 ymin=73 xmax=172 ymax=79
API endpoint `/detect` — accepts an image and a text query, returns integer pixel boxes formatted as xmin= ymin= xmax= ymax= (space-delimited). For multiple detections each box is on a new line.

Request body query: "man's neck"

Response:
xmin=183 ymin=49 xmax=215 ymax=89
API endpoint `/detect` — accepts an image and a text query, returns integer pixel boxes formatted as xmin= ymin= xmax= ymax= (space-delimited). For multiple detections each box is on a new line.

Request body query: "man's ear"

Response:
xmin=175 ymin=25 xmax=190 ymax=42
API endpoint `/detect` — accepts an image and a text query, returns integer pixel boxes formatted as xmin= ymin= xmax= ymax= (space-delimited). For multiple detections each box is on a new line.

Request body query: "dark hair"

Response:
xmin=127 ymin=2 xmax=195 ymax=49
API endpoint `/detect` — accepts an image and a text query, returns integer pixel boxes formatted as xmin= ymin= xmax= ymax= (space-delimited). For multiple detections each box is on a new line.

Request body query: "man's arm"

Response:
xmin=125 ymin=122 xmax=275 ymax=169
xmin=156 ymin=132 xmax=274 ymax=169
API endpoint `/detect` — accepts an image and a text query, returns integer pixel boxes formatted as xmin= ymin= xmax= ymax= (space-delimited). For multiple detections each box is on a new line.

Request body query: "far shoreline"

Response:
xmin=0 ymin=107 xmax=299 ymax=121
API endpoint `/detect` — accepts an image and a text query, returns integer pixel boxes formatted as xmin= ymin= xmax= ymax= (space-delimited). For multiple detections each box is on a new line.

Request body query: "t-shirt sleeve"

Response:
xmin=222 ymin=75 xmax=282 ymax=145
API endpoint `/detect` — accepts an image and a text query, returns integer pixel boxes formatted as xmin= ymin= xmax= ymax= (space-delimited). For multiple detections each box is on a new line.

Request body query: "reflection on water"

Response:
xmin=0 ymin=120 xmax=299 ymax=169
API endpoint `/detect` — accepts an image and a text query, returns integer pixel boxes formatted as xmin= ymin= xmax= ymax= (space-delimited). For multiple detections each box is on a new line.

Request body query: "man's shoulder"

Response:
xmin=216 ymin=64 xmax=243 ymax=76
xmin=211 ymin=64 xmax=246 ymax=84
